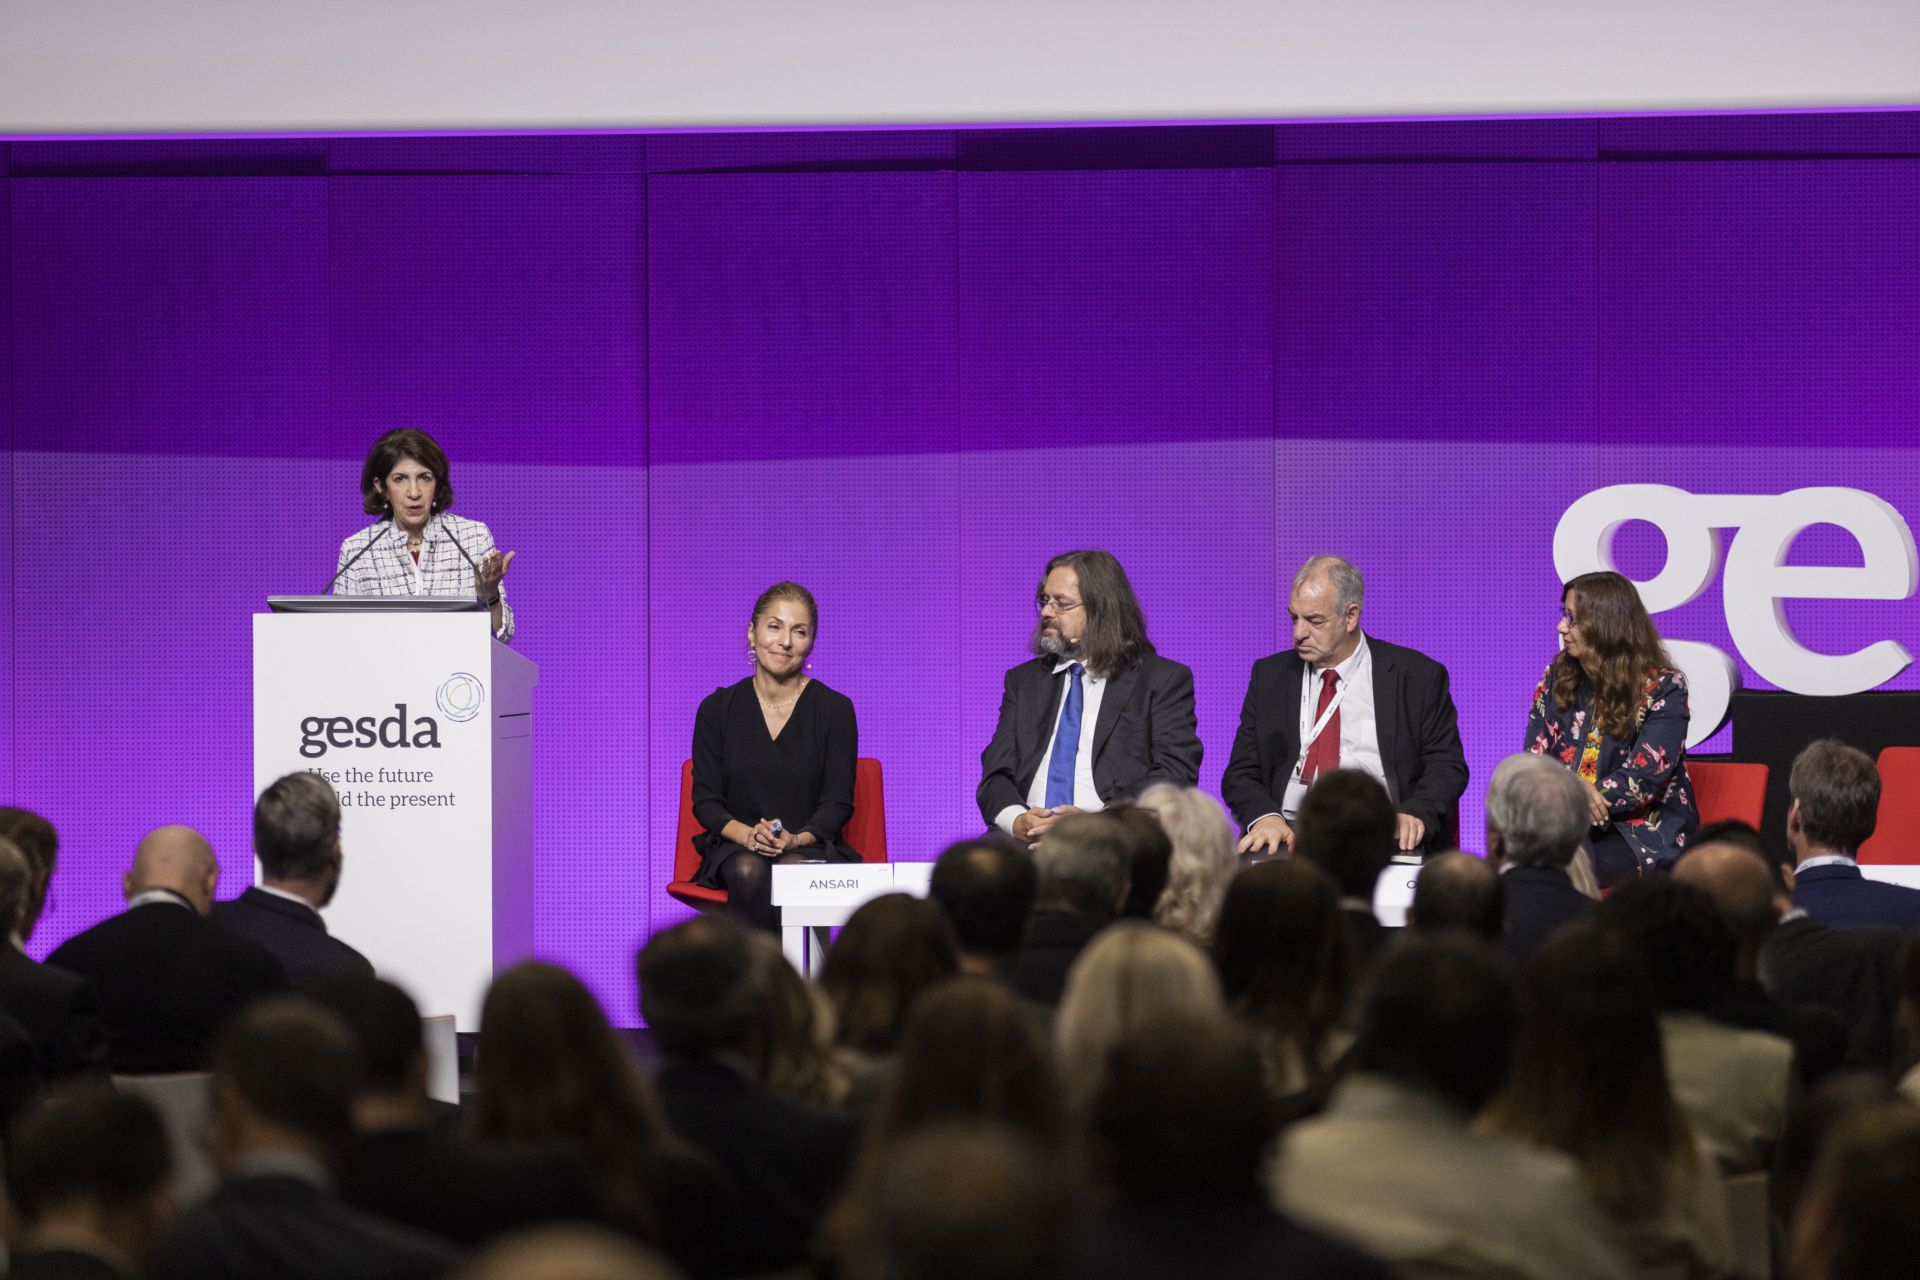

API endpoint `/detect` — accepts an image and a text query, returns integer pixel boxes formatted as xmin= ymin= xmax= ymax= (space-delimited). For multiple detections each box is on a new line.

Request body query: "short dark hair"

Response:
xmin=1030 ymin=549 xmax=1155 ymax=679
xmin=1410 ymin=852 xmax=1505 ymax=941
xmin=1091 ymin=1013 xmax=1273 ymax=1199
xmin=1107 ymin=805 xmax=1173 ymax=921
xmin=928 ymin=836 xmax=1036 ymax=960
xmin=306 ymin=973 xmax=423 ymax=1092
xmin=211 ymin=997 xmax=361 ymax=1148
xmin=6 ymin=1082 xmax=170 ymax=1222
xmin=254 ymin=771 xmax=341 ymax=880
xmin=637 ymin=915 xmax=763 ymax=1058
xmin=360 ymin=428 xmax=454 ymax=517
xmin=1293 ymin=769 xmax=1396 ymax=899
xmin=1031 ymin=813 xmax=1132 ymax=920
xmin=1790 ymin=739 xmax=1881 ymax=855
xmin=1351 ymin=935 xmax=1515 ymax=1116
xmin=1594 ymin=879 xmax=1736 ymax=1012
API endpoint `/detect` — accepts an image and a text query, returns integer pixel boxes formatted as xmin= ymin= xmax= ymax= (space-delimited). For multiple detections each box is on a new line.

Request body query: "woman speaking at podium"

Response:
xmin=332 ymin=429 xmax=516 ymax=643
xmin=689 ymin=582 xmax=860 ymax=931
xmin=1526 ymin=570 xmax=1698 ymax=887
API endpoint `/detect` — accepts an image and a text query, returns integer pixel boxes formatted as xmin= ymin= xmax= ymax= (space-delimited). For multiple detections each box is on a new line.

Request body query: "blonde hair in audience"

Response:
xmin=1136 ymin=785 xmax=1237 ymax=946
xmin=1055 ymin=923 xmax=1223 ymax=1109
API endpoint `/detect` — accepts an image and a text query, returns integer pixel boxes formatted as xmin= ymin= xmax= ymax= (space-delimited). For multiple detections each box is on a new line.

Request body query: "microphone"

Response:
xmin=442 ymin=523 xmax=488 ymax=595
xmin=324 ymin=523 xmax=393 ymax=595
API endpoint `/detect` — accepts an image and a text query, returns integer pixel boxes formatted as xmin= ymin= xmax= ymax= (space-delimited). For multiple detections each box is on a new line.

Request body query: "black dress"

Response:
xmin=690 ymin=678 xmax=860 ymax=887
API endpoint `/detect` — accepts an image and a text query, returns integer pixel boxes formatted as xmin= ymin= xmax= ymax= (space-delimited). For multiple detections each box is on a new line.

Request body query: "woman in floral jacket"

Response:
xmin=1526 ymin=570 xmax=1698 ymax=887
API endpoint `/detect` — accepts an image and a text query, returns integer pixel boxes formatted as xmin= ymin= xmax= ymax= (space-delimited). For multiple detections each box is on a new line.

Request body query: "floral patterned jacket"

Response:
xmin=1525 ymin=660 xmax=1698 ymax=871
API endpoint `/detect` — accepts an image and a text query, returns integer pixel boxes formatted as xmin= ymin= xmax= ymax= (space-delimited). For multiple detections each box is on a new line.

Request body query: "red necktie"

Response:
xmin=1302 ymin=668 xmax=1341 ymax=783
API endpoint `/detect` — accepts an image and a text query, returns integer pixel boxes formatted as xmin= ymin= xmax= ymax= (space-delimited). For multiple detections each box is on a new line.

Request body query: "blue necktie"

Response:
xmin=1045 ymin=663 xmax=1084 ymax=809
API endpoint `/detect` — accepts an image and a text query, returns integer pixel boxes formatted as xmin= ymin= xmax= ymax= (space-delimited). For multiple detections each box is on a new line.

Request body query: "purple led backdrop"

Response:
xmin=4 ymin=115 xmax=1919 ymax=1023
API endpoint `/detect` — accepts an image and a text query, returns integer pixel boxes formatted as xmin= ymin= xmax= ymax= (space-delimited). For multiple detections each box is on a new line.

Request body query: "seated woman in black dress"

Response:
xmin=690 ymin=582 xmax=860 ymax=931
xmin=1525 ymin=570 xmax=1699 ymax=887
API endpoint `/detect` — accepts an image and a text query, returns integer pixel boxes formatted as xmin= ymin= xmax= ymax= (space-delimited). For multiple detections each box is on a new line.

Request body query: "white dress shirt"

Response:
xmin=995 ymin=659 xmax=1108 ymax=835
xmin=1258 ymin=632 xmax=1387 ymax=825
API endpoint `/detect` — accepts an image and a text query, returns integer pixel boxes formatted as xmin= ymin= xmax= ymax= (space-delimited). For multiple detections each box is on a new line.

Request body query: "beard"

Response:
xmin=1033 ymin=624 xmax=1078 ymax=660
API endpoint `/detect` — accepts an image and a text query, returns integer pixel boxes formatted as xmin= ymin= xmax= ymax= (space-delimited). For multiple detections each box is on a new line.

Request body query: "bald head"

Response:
xmin=1409 ymin=852 xmax=1504 ymax=941
xmin=125 ymin=826 xmax=219 ymax=915
xmin=1674 ymin=842 xmax=1780 ymax=973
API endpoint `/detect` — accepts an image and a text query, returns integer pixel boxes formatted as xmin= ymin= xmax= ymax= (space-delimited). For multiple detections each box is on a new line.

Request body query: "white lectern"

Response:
xmin=253 ymin=611 xmax=536 ymax=1027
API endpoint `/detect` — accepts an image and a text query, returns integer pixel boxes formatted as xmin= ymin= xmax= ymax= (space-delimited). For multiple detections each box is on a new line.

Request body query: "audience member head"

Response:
xmin=6 ymin=1082 xmax=173 ymax=1271
xmin=746 ymin=933 xmax=847 ymax=1107
xmin=1349 ymin=935 xmax=1515 ymax=1118
xmin=253 ymin=770 xmax=344 ymax=904
xmin=1292 ymin=769 xmax=1395 ymax=900
xmin=1775 ymin=1071 xmax=1900 ymax=1236
xmin=1897 ymin=934 xmax=1920 ymax=1071
xmin=1135 ymin=785 xmax=1237 ymax=945
xmin=474 ymin=961 xmax=669 ymax=1242
xmin=1090 ymin=1013 xmax=1273 ymax=1202
xmin=851 ymin=1124 xmax=1078 ymax=1280
xmin=1056 ymin=923 xmax=1223 ymax=1109
xmin=1032 ymin=813 xmax=1132 ymax=923
xmin=0 ymin=837 xmax=35 ymax=943
xmin=206 ymin=996 xmax=361 ymax=1173
xmin=1792 ymin=1101 xmax=1920 ymax=1280
xmin=637 ymin=915 xmax=762 ymax=1060
xmin=0 ymin=806 xmax=57 ymax=942
xmin=1211 ymin=858 xmax=1351 ymax=1068
xmin=1553 ymin=570 xmax=1674 ymax=738
xmin=124 ymin=825 xmax=219 ymax=915
xmin=1788 ymin=739 xmax=1881 ymax=861
xmin=1692 ymin=818 xmax=1791 ymax=894
xmin=818 ymin=894 xmax=960 ymax=1057
xmin=1595 ymin=879 xmax=1737 ymax=1012
xmin=1408 ymin=851 xmax=1505 ymax=941
xmin=1674 ymin=841 xmax=1782 ymax=981
xmin=305 ymin=973 xmax=428 ymax=1127
xmin=1484 ymin=922 xmax=1690 ymax=1220
xmin=1104 ymin=806 xmax=1171 ymax=922
xmin=928 ymin=834 xmax=1036 ymax=975
xmin=453 ymin=1225 xmax=682 ymax=1280
xmin=1483 ymin=752 xmax=1588 ymax=871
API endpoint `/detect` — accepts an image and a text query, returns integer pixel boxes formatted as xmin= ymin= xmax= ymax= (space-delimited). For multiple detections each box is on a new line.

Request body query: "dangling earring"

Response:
xmin=747 ymin=645 xmax=757 ymax=667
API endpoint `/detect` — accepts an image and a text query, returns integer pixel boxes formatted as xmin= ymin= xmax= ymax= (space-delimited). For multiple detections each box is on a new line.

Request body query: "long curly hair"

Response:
xmin=1552 ymin=571 xmax=1673 ymax=740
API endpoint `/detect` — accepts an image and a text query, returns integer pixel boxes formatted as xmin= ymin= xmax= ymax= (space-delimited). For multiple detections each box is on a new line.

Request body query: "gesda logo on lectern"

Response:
xmin=1554 ymin=485 xmax=1918 ymax=747
xmin=295 ymin=671 xmax=489 ymax=759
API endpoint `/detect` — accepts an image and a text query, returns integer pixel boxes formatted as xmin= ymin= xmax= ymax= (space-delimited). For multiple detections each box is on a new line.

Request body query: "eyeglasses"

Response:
xmin=1036 ymin=596 xmax=1084 ymax=614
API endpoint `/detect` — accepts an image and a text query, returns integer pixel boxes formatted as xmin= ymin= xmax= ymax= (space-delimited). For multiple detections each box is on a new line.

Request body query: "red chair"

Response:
xmin=1858 ymin=747 xmax=1920 ymax=865
xmin=666 ymin=757 xmax=888 ymax=910
xmin=1688 ymin=761 xmax=1769 ymax=830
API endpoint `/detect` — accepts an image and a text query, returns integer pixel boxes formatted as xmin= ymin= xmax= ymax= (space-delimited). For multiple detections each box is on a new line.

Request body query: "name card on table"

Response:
xmin=770 ymin=863 xmax=899 ymax=911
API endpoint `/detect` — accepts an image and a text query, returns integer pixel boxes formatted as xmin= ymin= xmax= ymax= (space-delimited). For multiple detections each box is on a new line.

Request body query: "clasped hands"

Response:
xmin=746 ymin=819 xmax=813 ymax=857
xmin=1012 ymin=805 xmax=1083 ymax=845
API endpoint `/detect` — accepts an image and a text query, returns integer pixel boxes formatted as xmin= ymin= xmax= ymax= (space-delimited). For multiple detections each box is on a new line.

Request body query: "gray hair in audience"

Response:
xmin=0 ymin=837 xmax=32 ymax=939
xmin=1293 ymin=555 xmax=1364 ymax=615
xmin=1136 ymin=784 xmax=1237 ymax=945
xmin=1485 ymin=753 xmax=1589 ymax=868
xmin=1032 ymin=813 xmax=1132 ymax=920
xmin=254 ymin=770 xmax=343 ymax=880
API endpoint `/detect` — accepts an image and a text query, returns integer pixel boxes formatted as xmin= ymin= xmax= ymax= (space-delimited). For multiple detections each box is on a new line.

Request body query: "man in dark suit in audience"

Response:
xmin=213 ymin=772 xmax=373 ymax=987
xmin=151 ymin=997 xmax=456 ymax=1280
xmin=1786 ymin=739 xmax=1920 ymax=930
xmin=640 ymin=915 xmax=854 ymax=1277
xmin=0 ymin=837 xmax=108 ymax=1079
xmin=1008 ymin=813 xmax=1132 ymax=1007
xmin=47 ymin=826 xmax=287 ymax=1072
xmin=1223 ymin=556 xmax=1466 ymax=858
xmin=1289 ymin=771 xmax=1398 ymax=974
xmin=927 ymin=835 xmax=1037 ymax=982
xmin=977 ymin=550 xmax=1202 ymax=845
xmin=1483 ymin=752 xmax=1596 ymax=966
xmin=313 ymin=973 xmax=594 ymax=1249
xmin=1408 ymin=852 xmax=1504 ymax=943
xmin=5 ymin=1084 xmax=175 ymax=1280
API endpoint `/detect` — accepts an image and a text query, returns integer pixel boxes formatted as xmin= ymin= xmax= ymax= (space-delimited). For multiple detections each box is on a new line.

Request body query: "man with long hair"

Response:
xmin=977 ymin=550 xmax=1201 ymax=845
xmin=1222 ymin=554 xmax=1466 ymax=858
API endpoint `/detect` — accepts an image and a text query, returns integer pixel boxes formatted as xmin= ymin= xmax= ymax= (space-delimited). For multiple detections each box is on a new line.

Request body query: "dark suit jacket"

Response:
xmin=340 ymin=1128 xmax=599 ymax=1249
xmin=1221 ymin=637 xmax=1467 ymax=851
xmin=654 ymin=1058 xmax=855 ymax=1277
xmin=1761 ymin=915 xmax=1904 ymax=1071
xmin=153 ymin=1171 xmax=456 ymax=1280
xmin=0 ymin=945 xmax=109 ymax=1079
xmin=211 ymin=887 xmax=374 ymax=988
xmin=46 ymin=899 xmax=288 ymax=1073
xmin=9 ymin=1248 xmax=134 ymax=1280
xmin=1085 ymin=1193 xmax=1395 ymax=1280
xmin=1500 ymin=865 xmax=1595 ymax=967
xmin=977 ymin=654 xmax=1201 ymax=826
xmin=1009 ymin=910 xmax=1107 ymax=1009
xmin=1792 ymin=862 xmax=1920 ymax=931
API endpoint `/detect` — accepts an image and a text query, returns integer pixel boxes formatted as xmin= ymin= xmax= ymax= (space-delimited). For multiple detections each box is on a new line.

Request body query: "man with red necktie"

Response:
xmin=1221 ymin=555 xmax=1468 ymax=858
